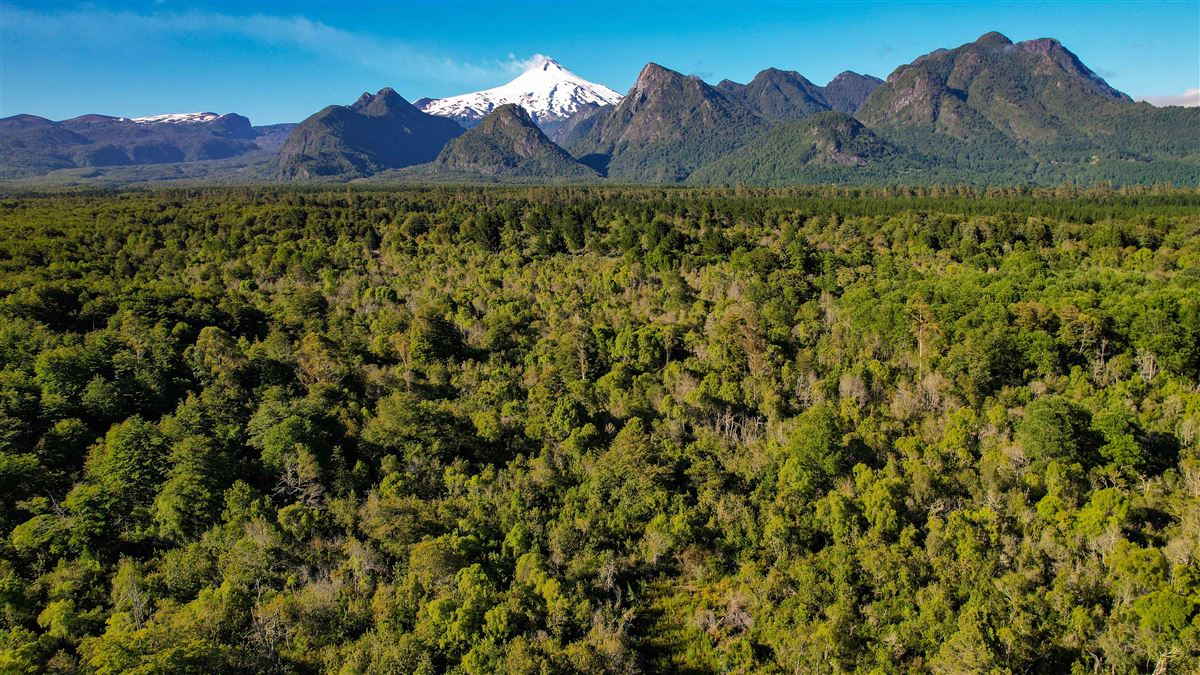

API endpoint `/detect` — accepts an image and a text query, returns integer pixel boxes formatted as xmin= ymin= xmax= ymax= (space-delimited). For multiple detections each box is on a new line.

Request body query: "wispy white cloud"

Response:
xmin=1138 ymin=88 xmax=1200 ymax=107
xmin=0 ymin=4 xmax=535 ymax=86
xmin=507 ymin=53 xmax=555 ymax=72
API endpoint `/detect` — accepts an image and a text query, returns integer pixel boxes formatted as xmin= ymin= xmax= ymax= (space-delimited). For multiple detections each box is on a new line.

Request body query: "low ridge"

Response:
xmin=0 ymin=111 xmax=273 ymax=179
xmin=430 ymin=104 xmax=597 ymax=178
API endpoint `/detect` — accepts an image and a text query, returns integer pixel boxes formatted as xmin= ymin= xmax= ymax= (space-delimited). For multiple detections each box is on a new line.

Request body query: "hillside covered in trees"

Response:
xmin=0 ymin=187 xmax=1197 ymax=673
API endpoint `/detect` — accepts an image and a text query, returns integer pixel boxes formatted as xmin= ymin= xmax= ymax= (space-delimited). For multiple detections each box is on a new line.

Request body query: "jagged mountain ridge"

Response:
xmin=716 ymin=69 xmax=885 ymax=120
xmin=718 ymin=68 xmax=830 ymax=122
xmin=566 ymin=62 xmax=766 ymax=181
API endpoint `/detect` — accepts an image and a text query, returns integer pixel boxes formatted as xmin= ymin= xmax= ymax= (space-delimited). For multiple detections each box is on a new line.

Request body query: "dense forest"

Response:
xmin=0 ymin=186 xmax=1197 ymax=673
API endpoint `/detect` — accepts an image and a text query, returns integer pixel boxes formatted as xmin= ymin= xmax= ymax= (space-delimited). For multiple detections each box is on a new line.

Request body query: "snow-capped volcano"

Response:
xmin=416 ymin=57 xmax=622 ymax=133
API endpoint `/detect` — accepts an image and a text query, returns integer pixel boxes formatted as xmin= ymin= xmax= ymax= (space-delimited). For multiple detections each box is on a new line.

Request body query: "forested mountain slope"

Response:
xmin=717 ymin=68 xmax=831 ymax=121
xmin=427 ymin=104 xmax=597 ymax=179
xmin=566 ymin=63 xmax=765 ymax=181
xmin=689 ymin=111 xmax=908 ymax=184
xmin=856 ymin=32 xmax=1200 ymax=179
xmin=0 ymin=187 xmax=1197 ymax=673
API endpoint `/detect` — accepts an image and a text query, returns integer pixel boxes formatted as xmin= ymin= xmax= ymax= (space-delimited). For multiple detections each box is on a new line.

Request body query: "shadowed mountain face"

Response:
xmin=0 ymin=113 xmax=282 ymax=178
xmin=549 ymin=102 xmax=614 ymax=146
xmin=431 ymin=104 xmax=596 ymax=178
xmin=567 ymin=62 xmax=766 ymax=182
xmin=276 ymin=88 xmax=464 ymax=179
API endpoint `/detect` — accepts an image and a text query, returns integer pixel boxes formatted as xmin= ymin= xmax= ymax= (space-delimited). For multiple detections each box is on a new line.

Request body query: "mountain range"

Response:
xmin=717 ymin=68 xmax=882 ymax=120
xmin=0 ymin=112 xmax=293 ymax=179
xmin=2 ymin=32 xmax=1197 ymax=186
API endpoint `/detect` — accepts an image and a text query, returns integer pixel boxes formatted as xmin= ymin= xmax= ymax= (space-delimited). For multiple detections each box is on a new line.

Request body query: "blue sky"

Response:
xmin=2 ymin=1 xmax=1197 ymax=124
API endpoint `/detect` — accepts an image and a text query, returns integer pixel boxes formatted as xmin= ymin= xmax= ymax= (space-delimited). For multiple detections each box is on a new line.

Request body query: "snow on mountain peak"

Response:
xmin=131 ymin=112 xmax=222 ymax=124
xmin=417 ymin=58 xmax=622 ymax=129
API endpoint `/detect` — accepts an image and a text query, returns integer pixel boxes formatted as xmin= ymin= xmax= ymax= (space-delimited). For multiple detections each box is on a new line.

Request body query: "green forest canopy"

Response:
xmin=0 ymin=185 xmax=1197 ymax=673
